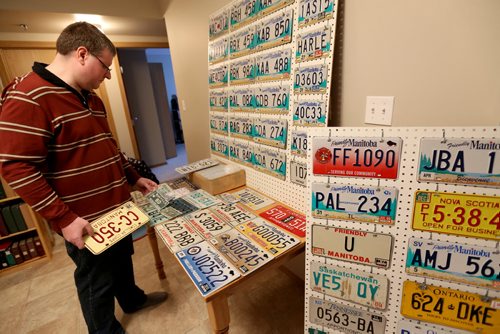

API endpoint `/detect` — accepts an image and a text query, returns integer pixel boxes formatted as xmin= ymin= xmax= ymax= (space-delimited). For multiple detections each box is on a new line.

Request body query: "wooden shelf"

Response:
xmin=0 ymin=255 xmax=49 ymax=275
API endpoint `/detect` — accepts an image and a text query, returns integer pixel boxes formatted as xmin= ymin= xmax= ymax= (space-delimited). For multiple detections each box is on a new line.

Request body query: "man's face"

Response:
xmin=84 ymin=48 xmax=113 ymax=90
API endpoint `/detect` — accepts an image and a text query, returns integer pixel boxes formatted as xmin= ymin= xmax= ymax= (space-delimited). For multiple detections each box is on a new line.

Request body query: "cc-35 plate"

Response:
xmin=412 ymin=191 xmax=500 ymax=240
xmin=309 ymin=296 xmax=387 ymax=334
xmin=406 ymin=238 xmax=500 ymax=289
xmin=155 ymin=217 xmax=204 ymax=253
xmin=312 ymin=183 xmax=398 ymax=224
xmin=401 ymin=280 xmax=500 ymax=333
xmin=259 ymin=205 xmax=306 ymax=238
xmin=176 ymin=241 xmax=240 ymax=297
xmin=310 ymin=261 xmax=389 ymax=309
xmin=211 ymin=202 xmax=257 ymax=226
xmin=184 ymin=208 xmax=233 ymax=239
xmin=311 ymin=225 xmax=393 ymax=268
xmin=210 ymin=228 xmax=272 ymax=275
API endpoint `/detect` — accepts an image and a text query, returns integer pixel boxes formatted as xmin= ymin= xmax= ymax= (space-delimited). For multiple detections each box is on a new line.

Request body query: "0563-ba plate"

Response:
xmin=210 ymin=228 xmax=272 ymax=275
xmin=312 ymin=137 xmax=403 ymax=179
xmin=184 ymin=208 xmax=233 ymax=239
xmin=412 ymin=191 xmax=500 ymax=241
xmin=211 ymin=202 xmax=257 ymax=226
xmin=311 ymin=225 xmax=393 ymax=268
xmin=401 ymin=280 xmax=499 ymax=333
xmin=154 ymin=217 xmax=204 ymax=253
xmin=84 ymin=202 xmax=149 ymax=255
xmin=309 ymin=296 xmax=387 ymax=334
xmin=406 ymin=237 xmax=500 ymax=289
xmin=312 ymin=183 xmax=398 ymax=224
xmin=310 ymin=261 xmax=389 ymax=309
xmin=259 ymin=205 xmax=306 ymax=238
xmin=396 ymin=318 xmax=475 ymax=334
xmin=176 ymin=240 xmax=240 ymax=297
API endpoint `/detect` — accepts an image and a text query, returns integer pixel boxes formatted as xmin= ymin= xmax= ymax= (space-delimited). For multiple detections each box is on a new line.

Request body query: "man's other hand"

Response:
xmin=62 ymin=217 xmax=94 ymax=249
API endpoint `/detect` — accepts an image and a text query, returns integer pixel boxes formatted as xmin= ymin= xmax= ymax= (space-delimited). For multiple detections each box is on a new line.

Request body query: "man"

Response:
xmin=0 ymin=22 xmax=166 ymax=333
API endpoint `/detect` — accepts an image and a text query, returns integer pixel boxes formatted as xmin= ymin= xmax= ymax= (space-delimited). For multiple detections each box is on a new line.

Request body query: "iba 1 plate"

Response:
xmin=310 ymin=261 xmax=389 ymax=309
xmin=84 ymin=202 xmax=149 ymax=255
xmin=406 ymin=238 xmax=500 ymax=289
xmin=309 ymin=296 xmax=387 ymax=334
xmin=312 ymin=183 xmax=398 ymax=224
xmin=311 ymin=225 xmax=393 ymax=268
xmin=155 ymin=217 xmax=204 ymax=253
xmin=401 ymin=280 xmax=499 ymax=333
xmin=412 ymin=191 xmax=500 ymax=241
xmin=259 ymin=205 xmax=306 ymax=238
xmin=176 ymin=240 xmax=240 ymax=297
xmin=184 ymin=208 xmax=233 ymax=239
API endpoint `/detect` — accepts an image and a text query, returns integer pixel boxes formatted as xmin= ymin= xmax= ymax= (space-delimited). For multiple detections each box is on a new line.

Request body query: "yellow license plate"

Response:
xmin=401 ymin=281 xmax=499 ymax=333
xmin=84 ymin=202 xmax=150 ymax=255
xmin=412 ymin=191 xmax=500 ymax=240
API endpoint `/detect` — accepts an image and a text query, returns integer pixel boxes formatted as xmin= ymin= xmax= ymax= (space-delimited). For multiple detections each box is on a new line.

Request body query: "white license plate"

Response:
xmin=230 ymin=0 xmax=257 ymax=29
xmin=256 ymin=9 xmax=293 ymax=50
xmin=176 ymin=241 xmax=240 ymax=297
xmin=155 ymin=217 xmax=204 ymax=253
xmin=290 ymin=160 xmax=307 ymax=187
xmin=185 ymin=208 xmax=233 ymax=239
xmin=209 ymin=89 xmax=228 ymax=112
xmin=146 ymin=184 xmax=175 ymax=211
xmin=84 ymin=202 xmax=149 ymax=255
xmin=254 ymin=84 xmax=289 ymax=114
xmin=210 ymin=228 xmax=272 ymax=275
xmin=253 ymin=146 xmax=287 ymax=180
xmin=209 ymin=10 xmax=229 ymax=40
xmin=229 ymin=87 xmax=254 ymax=112
xmin=229 ymin=58 xmax=255 ymax=85
xmin=309 ymin=296 xmax=387 ymax=334
xmin=298 ymin=0 xmax=335 ymax=27
xmin=258 ymin=0 xmax=294 ymax=16
xmin=396 ymin=319 xmax=473 ymax=334
xmin=293 ymin=99 xmax=327 ymax=126
xmin=255 ymin=48 xmax=291 ymax=82
xmin=253 ymin=118 xmax=288 ymax=148
xmin=310 ymin=261 xmax=389 ymax=309
xmin=210 ymin=136 xmax=229 ymax=157
xmin=208 ymin=37 xmax=229 ymax=64
xmin=294 ymin=63 xmax=328 ymax=94
xmin=312 ymin=225 xmax=393 ymax=268
xmin=291 ymin=130 xmax=308 ymax=157
xmin=229 ymin=116 xmax=253 ymax=139
xmin=312 ymin=183 xmax=398 ymax=224
xmin=210 ymin=114 xmax=228 ymax=135
xmin=211 ymin=202 xmax=257 ymax=226
xmin=229 ymin=139 xmax=253 ymax=166
xmin=175 ymin=158 xmax=220 ymax=175
xmin=182 ymin=189 xmax=221 ymax=209
xmin=230 ymin=25 xmax=255 ymax=57
xmin=208 ymin=64 xmax=228 ymax=87
xmin=406 ymin=238 xmax=500 ymax=289
xmin=418 ymin=138 xmax=500 ymax=187
xmin=232 ymin=187 xmax=275 ymax=210
xmin=296 ymin=25 xmax=331 ymax=62
xmin=159 ymin=197 xmax=199 ymax=220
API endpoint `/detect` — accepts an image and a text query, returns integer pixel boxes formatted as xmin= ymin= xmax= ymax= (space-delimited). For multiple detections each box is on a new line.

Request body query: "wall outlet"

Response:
xmin=365 ymin=96 xmax=394 ymax=126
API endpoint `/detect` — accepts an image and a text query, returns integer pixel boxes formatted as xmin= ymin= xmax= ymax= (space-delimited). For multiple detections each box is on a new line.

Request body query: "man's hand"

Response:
xmin=61 ymin=217 xmax=94 ymax=249
xmin=135 ymin=177 xmax=158 ymax=195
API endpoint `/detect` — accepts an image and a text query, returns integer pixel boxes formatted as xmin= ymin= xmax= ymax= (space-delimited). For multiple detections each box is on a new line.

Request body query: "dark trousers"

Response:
xmin=66 ymin=235 xmax=147 ymax=334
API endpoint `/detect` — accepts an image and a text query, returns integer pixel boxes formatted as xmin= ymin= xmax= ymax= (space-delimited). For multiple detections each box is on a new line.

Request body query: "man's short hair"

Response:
xmin=56 ymin=22 xmax=116 ymax=57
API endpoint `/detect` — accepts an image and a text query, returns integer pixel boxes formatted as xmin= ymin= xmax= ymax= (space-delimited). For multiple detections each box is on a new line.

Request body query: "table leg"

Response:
xmin=147 ymin=226 xmax=166 ymax=280
xmin=206 ymin=295 xmax=230 ymax=334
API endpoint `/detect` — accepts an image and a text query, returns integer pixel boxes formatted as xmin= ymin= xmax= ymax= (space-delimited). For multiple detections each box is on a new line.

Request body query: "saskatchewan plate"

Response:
xmin=176 ymin=241 xmax=240 ymax=297
xmin=412 ymin=191 xmax=500 ymax=240
xmin=406 ymin=238 xmax=500 ymax=289
xmin=238 ymin=218 xmax=299 ymax=256
xmin=155 ymin=217 xmax=204 ymax=253
xmin=232 ymin=188 xmax=275 ymax=210
xmin=259 ymin=205 xmax=306 ymax=238
xmin=311 ymin=225 xmax=393 ymax=268
xmin=418 ymin=138 xmax=500 ymax=187
xmin=84 ymin=202 xmax=149 ymax=255
xmin=312 ymin=183 xmax=398 ymax=224
xmin=396 ymin=318 xmax=474 ymax=334
xmin=175 ymin=158 xmax=220 ymax=174
xmin=210 ymin=202 xmax=257 ymax=226
xmin=401 ymin=280 xmax=499 ymax=333
xmin=210 ymin=228 xmax=272 ymax=275
xmin=309 ymin=296 xmax=387 ymax=334
xmin=310 ymin=261 xmax=389 ymax=309
xmin=184 ymin=208 xmax=233 ymax=239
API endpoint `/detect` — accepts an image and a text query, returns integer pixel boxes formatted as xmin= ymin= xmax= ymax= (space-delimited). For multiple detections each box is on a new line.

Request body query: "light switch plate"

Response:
xmin=365 ymin=96 xmax=394 ymax=126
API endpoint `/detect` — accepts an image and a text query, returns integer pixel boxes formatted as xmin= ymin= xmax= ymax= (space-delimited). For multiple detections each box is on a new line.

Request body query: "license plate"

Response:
xmin=185 ymin=208 xmax=233 ymax=239
xmin=155 ymin=217 xmax=204 ymax=253
xmin=310 ymin=261 xmax=389 ymax=309
xmin=255 ymin=48 xmax=292 ymax=82
xmin=401 ymin=280 xmax=500 ymax=333
xmin=253 ymin=146 xmax=287 ymax=180
xmin=130 ymin=190 xmax=149 ymax=207
xmin=296 ymin=25 xmax=331 ymax=62
xmin=406 ymin=237 xmax=500 ymax=289
xmin=259 ymin=205 xmax=306 ymax=238
xmin=238 ymin=218 xmax=299 ymax=256
xmin=256 ymin=9 xmax=293 ymax=50
xmin=396 ymin=319 xmax=472 ymax=334
xmin=208 ymin=37 xmax=229 ymax=64
xmin=176 ymin=240 xmax=240 ymax=297
xmin=211 ymin=202 xmax=257 ymax=226
xmin=208 ymin=64 xmax=228 ymax=87
xmin=229 ymin=116 xmax=253 ymax=139
xmin=412 ymin=191 xmax=500 ymax=240
xmin=229 ymin=25 xmax=256 ymax=57
xmin=291 ymin=130 xmax=308 ymax=157
xmin=210 ymin=114 xmax=228 ymax=135
xmin=84 ymin=202 xmax=150 ymax=255
xmin=210 ymin=228 xmax=272 ymax=275
xmin=293 ymin=99 xmax=327 ymax=126
xmin=312 ymin=137 xmax=403 ymax=179
xmin=165 ymin=177 xmax=199 ymax=191
xmin=309 ymin=296 xmax=387 ymax=334
xmin=175 ymin=158 xmax=220 ymax=175
xmin=209 ymin=10 xmax=229 ymax=40
xmin=258 ymin=0 xmax=294 ymax=17
xmin=232 ymin=188 xmax=275 ymax=210
xmin=229 ymin=58 xmax=255 ymax=85
xmin=253 ymin=118 xmax=288 ymax=148
xmin=298 ymin=0 xmax=335 ymax=27
xmin=229 ymin=87 xmax=255 ymax=112
xmin=230 ymin=0 xmax=258 ymax=29
xmin=312 ymin=183 xmax=398 ymax=224
xmin=182 ymin=189 xmax=221 ymax=209
xmin=229 ymin=139 xmax=253 ymax=166
xmin=254 ymin=84 xmax=289 ymax=114
xmin=160 ymin=197 xmax=199 ymax=220
xmin=307 ymin=328 xmax=327 ymax=334
xmin=216 ymin=192 xmax=240 ymax=204
xmin=294 ymin=63 xmax=328 ymax=94
xmin=146 ymin=184 xmax=176 ymax=211
xmin=209 ymin=89 xmax=228 ymax=112
xmin=418 ymin=138 xmax=500 ymax=187
xmin=311 ymin=225 xmax=393 ymax=268
xmin=290 ymin=160 xmax=307 ymax=187
xmin=210 ymin=135 xmax=229 ymax=157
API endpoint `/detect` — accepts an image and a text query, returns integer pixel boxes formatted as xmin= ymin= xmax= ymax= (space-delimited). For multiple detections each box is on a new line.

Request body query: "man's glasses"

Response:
xmin=90 ymin=53 xmax=112 ymax=73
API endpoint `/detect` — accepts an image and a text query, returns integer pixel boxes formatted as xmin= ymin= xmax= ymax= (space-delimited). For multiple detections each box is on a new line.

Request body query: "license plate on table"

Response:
xmin=175 ymin=158 xmax=220 ymax=175
xmin=237 ymin=218 xmax=299 ymax=256
xmin=298 ymin=0 xmax=335 ymax=28
xmin=293 ymin=100 xmax=327 ymax=127
xmin=210 ymin=228 xmax=272 ymax=275
xmin=256 ymin=9 xmax=293 ymax=50
xmin=401 ymin=280 xmax=500 ymax=333
xmin=84 ymin=202 xmax=149 ymax=255
xmin=290 ymin=160 xmax=307 ymax=187
xmin=255 ymin=48 xmax=291 ymax=82
xmin=309 ymin=296 xmax=387 ymax=334
xmin=259 ymin=205 xmax=306 ymax=238
xmin=310 ymin=261 xmax=389 ymax=309
xmin=418 ymin=138 xmax=500 ymax=187
xmin=311 ymin=225 xmax=393 ymax=268
xmin=253 ymin=117 xmax=288 ymax=148
xmin=155 ymin=217 xmax=204 ymax=253
xmin=406 ymin=238 xmax=500 ymax=289
xmin=294 ymin=63 xmax=328 ymax=94
xmin=182 ymin=189 xmax=221 ymax=209
xmin=254 ymin=84 xmax=289 ymax=114
xmin=396 ymin=318 xmax=475 ymax=334
xmin=176 ymin=241 xmax=241 ymax=297
xmin=253 ymin=146 xmax=287 ymax=180
xmin=160 ymin=197 xmax=199 ymax=220
xmin=312 ymin=183 xmax=398 ymax=224
xmin=146 ymin=184 xmax=176 ymax=211
xmin=412 ymin=191 xmax=500 ymax=240
xmin=211 ymin=202 xmax=257 ymax=226
xmin=232 ymin=188 xmax=275 ymax=210
xmin=184 ymin=208 xmax=233 ymax=239
xmin=312 ymin=137 xmax=403 ymax=179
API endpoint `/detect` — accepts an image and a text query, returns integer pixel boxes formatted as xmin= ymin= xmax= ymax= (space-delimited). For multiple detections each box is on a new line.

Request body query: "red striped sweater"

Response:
xmin=0 ymin=63 xmax=140 ymax=233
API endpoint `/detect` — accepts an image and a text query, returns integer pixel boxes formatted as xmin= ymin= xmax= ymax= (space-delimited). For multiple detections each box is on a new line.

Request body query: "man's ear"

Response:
xmin=75 ymin=47 xmax=88 ymax=65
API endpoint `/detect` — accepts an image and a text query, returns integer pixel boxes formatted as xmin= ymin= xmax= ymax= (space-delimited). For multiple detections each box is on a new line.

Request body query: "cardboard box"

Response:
xmin=190 ymin=164 xmax=245 ymax=195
